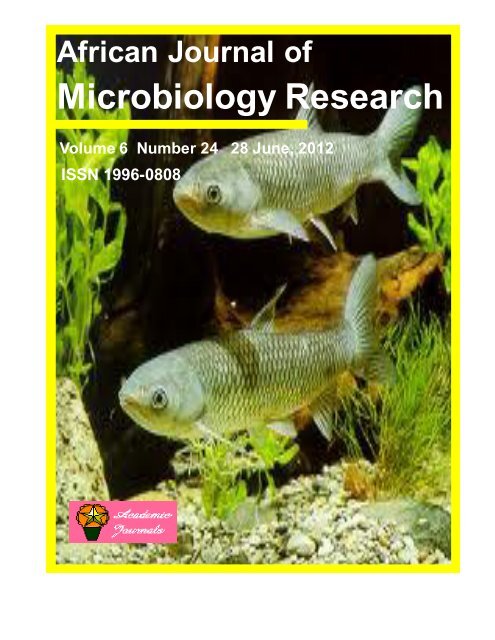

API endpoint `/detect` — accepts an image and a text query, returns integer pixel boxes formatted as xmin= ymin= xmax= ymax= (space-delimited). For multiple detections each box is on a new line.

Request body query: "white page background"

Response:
xmin=1 ymin=2 xmax=492 ymax=637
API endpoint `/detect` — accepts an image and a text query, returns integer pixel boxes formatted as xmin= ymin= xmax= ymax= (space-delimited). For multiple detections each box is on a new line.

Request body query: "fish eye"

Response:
xmin=151 ymin=387 xmax=168 ymax=410
xmin=206 ymin=184 xmax=222 ymax=204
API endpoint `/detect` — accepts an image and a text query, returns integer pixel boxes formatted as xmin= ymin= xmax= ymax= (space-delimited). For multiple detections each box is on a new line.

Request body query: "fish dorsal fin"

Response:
xmin=252 ymin=209 xmax=310 ymax=242
xmin=295 ymin=83 xmax=322 ymax=131
xmin=309 ymin=386 xmax=337 ymax=441
xmin=250 ymin=284 xmax=287 ymax=331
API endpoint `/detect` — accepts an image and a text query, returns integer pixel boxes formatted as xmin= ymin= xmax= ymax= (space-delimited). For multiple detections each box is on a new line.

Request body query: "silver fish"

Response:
xmin=119 ymin=255 xmax=390 ymax=442
xmin=173 ymin=86 xmax=423 ymax=246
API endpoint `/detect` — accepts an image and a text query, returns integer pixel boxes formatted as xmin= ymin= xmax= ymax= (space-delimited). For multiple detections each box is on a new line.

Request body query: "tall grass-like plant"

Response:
xmin=337 ymin=311 xmax=451 ymax=500
xmin=56 ymin=62 xmax=130 ymax=386
xmin=377 ymin=312 xmax=450 ymax=498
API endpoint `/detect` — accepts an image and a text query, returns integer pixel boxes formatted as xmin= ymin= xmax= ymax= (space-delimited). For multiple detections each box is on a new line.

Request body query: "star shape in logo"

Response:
xmin=83 ymin=505 xmax=107 ymax=526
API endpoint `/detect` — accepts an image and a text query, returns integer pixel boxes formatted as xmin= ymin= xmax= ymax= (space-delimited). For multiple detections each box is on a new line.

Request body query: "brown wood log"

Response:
xmin=214 ymin=246 xmax=444 ymax=333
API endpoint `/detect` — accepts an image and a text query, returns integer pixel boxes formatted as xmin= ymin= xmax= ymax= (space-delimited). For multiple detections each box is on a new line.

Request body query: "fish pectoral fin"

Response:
xmin=309 ymin=387 xmax=337 ymax=442
xmin=266 ymin=419 xmax=298 ymax=439
xmin=250 ymin=284 xmax=287 ymax=332
xmin=197 ymin=422 xmax=232 ymax=444
xmin=253 ymin=209 xmax=309 ymax=242
xmin=295 ymin=82 xmax=323 ymax=131
xmin=310 ymin=216 xmax=338 ymax=250
xmin=342 ymin=194 xmax=359 ymax=225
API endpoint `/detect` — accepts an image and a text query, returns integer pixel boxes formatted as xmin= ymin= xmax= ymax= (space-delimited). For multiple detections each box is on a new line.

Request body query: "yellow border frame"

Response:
xmin=46 ymin=24 xmax=460 ymax=573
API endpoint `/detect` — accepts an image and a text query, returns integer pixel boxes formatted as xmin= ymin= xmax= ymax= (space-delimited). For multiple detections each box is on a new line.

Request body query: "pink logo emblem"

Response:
xmin=69 ymin=501 xmax=177 ymax=543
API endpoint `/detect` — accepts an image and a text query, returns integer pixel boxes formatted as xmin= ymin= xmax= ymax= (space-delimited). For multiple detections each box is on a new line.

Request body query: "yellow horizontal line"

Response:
xmin=47 ymin=24 xmax=459 ymax=36
xmin=55 ymin=119 xmax=306 ymax=130
xmin=47 ymin=561 xmax=458 ymax=573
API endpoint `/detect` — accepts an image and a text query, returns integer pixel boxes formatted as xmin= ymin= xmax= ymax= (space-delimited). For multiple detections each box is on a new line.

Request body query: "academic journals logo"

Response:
xmin=69 ymin=501 xmax=178 ymax=543
xmin=76 ymin=503 xmax=110 ymax=541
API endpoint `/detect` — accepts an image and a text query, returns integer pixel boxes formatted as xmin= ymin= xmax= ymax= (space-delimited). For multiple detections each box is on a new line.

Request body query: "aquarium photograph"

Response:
xmin=51 ymin=29 xmax=456 ymax=568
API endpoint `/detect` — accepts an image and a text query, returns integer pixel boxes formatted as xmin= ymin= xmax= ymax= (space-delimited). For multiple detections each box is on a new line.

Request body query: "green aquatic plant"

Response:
xmin=56 ymin=62 xmax=130 ymax=386
xmin=193 ymin=430 xmax=298 ymax=520
xmin=377 ymin=311 xmax=451 ymax=498
xmin=337 ymin=310 xmax=451 ymax=500
xmin=248 ymin=425 xmax=299 ymax=497
xmin=196 ymin=439 xmax=249 ymax=521
xmin=402 ymin=136 xmax=452 ymax=292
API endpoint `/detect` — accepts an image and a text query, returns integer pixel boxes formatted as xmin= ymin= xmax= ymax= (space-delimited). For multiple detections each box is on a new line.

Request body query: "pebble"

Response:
xmin=286 ymin=532 xmax=317 ymax=558
xmin=317 ymin=539 xmax=335 ymax=558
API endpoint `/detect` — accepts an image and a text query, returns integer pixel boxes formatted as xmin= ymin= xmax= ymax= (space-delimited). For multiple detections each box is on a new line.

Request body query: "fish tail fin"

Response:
xmin=344 ymin=255 xmax=394 ymax=384
xmin=373 ymin=86 xmax=423 ymax=206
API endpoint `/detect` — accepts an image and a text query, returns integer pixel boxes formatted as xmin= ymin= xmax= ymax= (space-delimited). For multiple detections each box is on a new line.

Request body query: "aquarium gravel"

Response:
xmin=56 ymin=462 xmax=449 ymax=566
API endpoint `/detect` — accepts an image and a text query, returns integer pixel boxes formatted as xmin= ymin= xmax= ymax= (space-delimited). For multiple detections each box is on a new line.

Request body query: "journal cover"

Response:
xmin=47 ymin=25 xmax=459 ymax=571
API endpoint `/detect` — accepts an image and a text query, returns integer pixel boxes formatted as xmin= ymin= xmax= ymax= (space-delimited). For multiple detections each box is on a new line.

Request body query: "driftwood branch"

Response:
xmin=214 ymin=246 xmax=444 ymax=333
